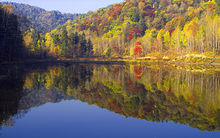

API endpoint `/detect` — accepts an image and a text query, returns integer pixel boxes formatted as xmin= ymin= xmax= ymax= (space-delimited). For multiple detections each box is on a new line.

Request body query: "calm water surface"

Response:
xmin=0 ymin=63 xmax=219 ymax=138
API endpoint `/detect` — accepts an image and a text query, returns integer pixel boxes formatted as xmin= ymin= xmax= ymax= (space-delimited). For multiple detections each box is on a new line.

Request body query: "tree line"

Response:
xmin=23 ymin=27 xmax=94 ymax=58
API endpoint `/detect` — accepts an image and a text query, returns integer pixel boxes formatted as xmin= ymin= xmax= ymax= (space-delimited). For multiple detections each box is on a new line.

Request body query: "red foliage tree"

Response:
xmin=134 ymin=41 xmax=143 ymax=56
xmin=136 ymin=41 xmax=141 ymax=45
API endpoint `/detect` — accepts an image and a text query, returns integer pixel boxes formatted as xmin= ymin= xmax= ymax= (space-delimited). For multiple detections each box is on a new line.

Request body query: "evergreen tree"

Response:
xmin=60 ymin=27 xmax=68 ymax=56
xmin=80 ymin=33 xmax=87 ymax=57
xmin=87 ymin=39 xmax=93 ymax=57
xmin=139 ymin=13 xmax=146 ymax=35
xmin=74 ymin=32 xmax=79 ymax=44
xmin=32 ymin=30 xmax=40 ymax=47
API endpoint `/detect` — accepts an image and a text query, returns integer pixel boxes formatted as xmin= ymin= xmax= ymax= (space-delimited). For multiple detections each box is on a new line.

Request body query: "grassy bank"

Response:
xmin=56 ymin=54 xmax=220 ymax=66
xmin=1 ymin=54 xmax=220 ymax=67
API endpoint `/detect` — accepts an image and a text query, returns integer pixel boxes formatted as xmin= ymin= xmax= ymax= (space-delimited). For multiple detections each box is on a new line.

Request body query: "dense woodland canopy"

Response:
xmin=46 ymin=0 xmax=219 ymax=58
xmin=1 ymin=0 xmax=220 ymax=62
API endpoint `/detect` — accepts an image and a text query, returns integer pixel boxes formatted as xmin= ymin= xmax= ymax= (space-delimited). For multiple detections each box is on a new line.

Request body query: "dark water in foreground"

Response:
xmin=0 ymin=63 xmax=220 ymax=138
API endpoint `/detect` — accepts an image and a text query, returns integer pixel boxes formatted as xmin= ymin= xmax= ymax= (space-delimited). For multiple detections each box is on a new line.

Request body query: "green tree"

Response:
xmin=80 ymin=33 xmax=87 ymax=57
xmin=217 ymin=0 xmax=220 ymax=15
xmin=127 ymin=7 xmax=139 ymax=22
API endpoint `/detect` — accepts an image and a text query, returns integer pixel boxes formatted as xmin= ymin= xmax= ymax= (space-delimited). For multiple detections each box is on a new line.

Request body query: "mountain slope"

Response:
xmin=1 ymin=0 xmax=219 ymax=61
xmin=0 ymin=2 xmax=79 ymax=33
xmin=44 ymin=0 xmax=220 ymax=59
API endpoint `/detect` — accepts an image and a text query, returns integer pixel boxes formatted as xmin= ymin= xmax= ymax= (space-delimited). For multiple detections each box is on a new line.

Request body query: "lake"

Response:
xmin=0 ymin=62 xmax=220 ymax=138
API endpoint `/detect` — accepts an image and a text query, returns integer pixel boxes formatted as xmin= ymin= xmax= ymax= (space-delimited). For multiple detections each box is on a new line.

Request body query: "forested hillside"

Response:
xmin=42 ymin=0 xmax=220 ymax=59
xmin=1 ymin=0 xmax=220 ymax=62
xmin=0 ymin=3 xmax=92 ymax=61
xmin=0 ymin=2 xmax=79 ymax=33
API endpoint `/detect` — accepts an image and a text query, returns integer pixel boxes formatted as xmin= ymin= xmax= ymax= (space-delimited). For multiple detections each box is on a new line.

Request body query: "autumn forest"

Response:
xmin=0 ymin=0 xmax=220 ymax=63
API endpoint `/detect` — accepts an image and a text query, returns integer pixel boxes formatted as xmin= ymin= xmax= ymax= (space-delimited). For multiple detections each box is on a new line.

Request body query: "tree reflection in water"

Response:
xmin=0 ymin=63 xmax=219 ymax=131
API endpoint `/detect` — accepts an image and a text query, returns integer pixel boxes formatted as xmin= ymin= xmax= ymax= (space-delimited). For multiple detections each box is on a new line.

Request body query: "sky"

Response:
xmin=1 ymin=0 xmax=124 ymax=13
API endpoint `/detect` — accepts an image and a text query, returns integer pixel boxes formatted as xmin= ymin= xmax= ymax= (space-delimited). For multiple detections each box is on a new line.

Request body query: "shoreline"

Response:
xmin=1 ymin=58 xmax=220 ymax=74
xmin=1 ymin=57 xmax=220 ymax=67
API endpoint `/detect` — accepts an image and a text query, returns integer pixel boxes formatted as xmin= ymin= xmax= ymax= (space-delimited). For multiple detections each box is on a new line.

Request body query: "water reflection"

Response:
xmin=0 ymin=63 xmax=219 ymax=131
